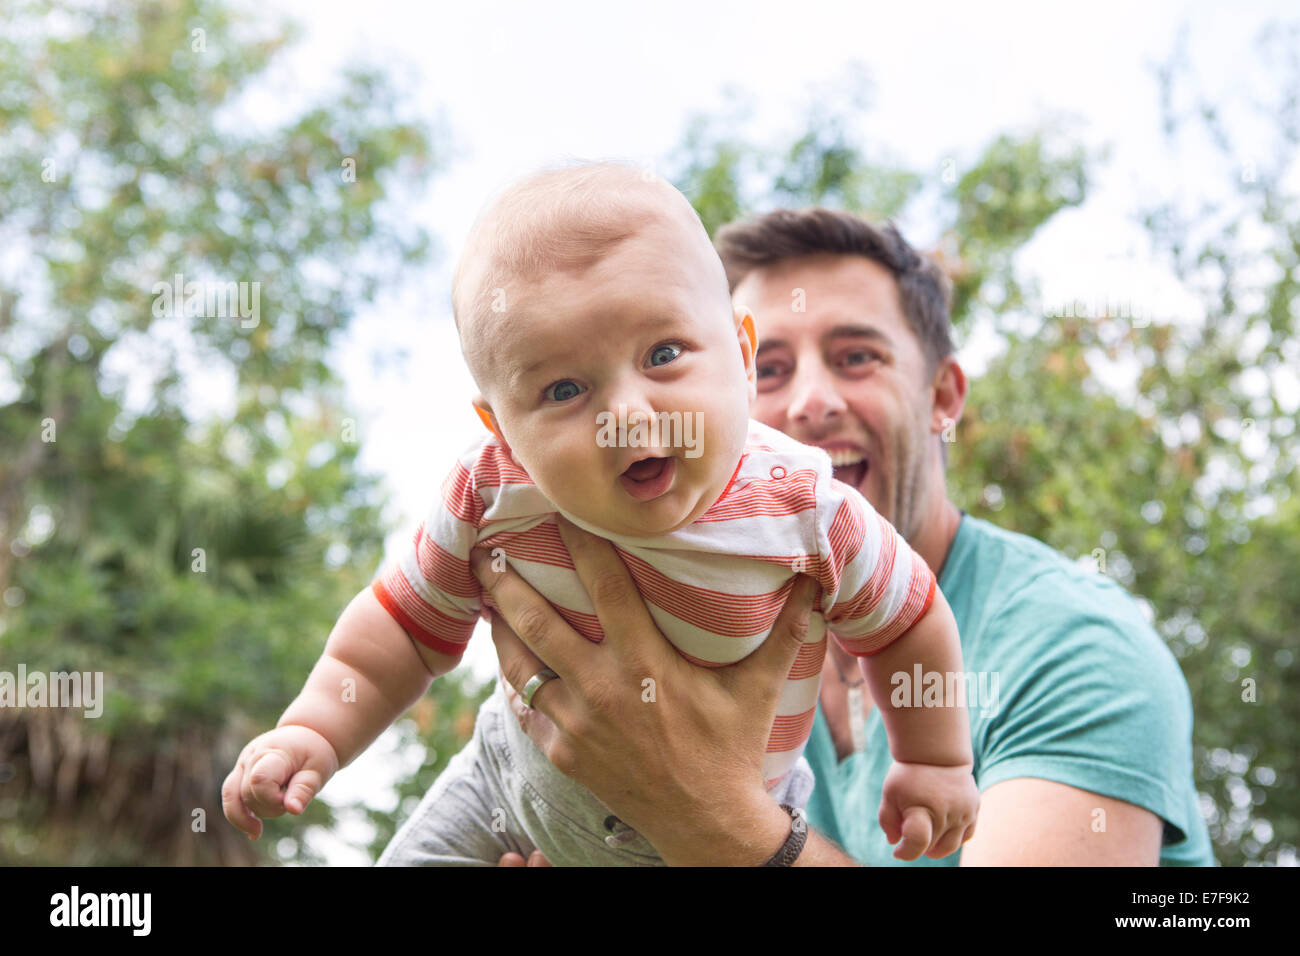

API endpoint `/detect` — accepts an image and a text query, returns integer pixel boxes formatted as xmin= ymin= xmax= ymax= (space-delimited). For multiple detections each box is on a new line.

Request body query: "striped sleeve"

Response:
xmin=816 ymin=480 xmax=936 ymax=657
xmin=371 ymin=450 xmax=484 ymax=658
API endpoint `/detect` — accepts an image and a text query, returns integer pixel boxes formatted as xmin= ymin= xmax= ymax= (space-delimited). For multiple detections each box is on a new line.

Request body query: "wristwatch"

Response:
xmin=761 ymin=804 xmax=808 ymax=866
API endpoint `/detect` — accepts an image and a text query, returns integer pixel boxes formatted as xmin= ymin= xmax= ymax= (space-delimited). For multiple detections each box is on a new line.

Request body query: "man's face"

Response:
xmin=470 ymin=216 xmax=754 ymax=538
xmin=738 ymin=252 xmax=937 ymax=542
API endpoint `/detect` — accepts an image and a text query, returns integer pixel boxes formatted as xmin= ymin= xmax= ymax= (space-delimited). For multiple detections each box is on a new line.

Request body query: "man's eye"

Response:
xmin=546 ymin=380 xmax=585 ymax=402
xmin=756 ymin=359 xmax=790 ymax=380
xmin=841 ymin=349 xmax=880 ymax=368
xmin=648 ymin=344 xmax=682 ymax=367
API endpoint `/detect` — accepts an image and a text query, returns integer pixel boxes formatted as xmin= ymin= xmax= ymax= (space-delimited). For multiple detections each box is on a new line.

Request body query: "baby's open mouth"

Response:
xmin=619 ymin=456 xmax=675 ymax=501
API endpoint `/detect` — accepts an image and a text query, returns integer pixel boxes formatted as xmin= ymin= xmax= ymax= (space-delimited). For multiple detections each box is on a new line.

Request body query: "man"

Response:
xmin=385 ymin=207 xmax=1215 ymax=867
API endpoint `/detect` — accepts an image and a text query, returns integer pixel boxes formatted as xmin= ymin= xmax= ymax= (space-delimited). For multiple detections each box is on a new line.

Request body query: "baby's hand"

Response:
xmin=878 ymin=760 xmax=979 ymax=861
xmin=221 ymin=725 xmax=340 ymax=840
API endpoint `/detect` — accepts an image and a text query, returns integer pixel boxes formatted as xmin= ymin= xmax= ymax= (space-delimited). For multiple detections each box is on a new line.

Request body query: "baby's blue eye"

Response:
xmin=546 ymin=380 xmax=584 ymax=402
xmin=649 ymin=344 xmax=682 ymax=367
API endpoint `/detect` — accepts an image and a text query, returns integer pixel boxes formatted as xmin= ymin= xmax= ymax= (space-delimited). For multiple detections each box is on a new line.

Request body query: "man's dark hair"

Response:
xmin=714 ymin=208 xmax=955 ymax=372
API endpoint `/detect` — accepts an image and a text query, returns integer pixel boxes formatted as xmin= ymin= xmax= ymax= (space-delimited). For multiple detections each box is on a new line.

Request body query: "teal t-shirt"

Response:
xmin=804 ymin=514 xmax=1216 ymax=866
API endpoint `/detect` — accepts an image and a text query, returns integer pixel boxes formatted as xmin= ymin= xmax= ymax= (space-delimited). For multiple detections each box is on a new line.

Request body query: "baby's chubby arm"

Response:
xmin=222 ymin=585 xmax=461 ymax=839
xmin=858 ymin=586 xmax=971 ymax=765
xmin=857 ymin=587 xmax=979 ymax=859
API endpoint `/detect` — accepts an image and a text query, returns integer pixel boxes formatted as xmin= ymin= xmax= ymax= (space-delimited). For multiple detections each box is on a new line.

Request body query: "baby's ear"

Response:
xmin=734 ymin=305 xmax=759 ymax=404
xmin=471 ymin=395 xmax=508 ymax=447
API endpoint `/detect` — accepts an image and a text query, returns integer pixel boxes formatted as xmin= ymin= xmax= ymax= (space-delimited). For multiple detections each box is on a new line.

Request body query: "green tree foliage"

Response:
xmin=670 ymin=46 xmax=1297 ymax=866
xmin=0 ymin=0 xmax=489 ymax=864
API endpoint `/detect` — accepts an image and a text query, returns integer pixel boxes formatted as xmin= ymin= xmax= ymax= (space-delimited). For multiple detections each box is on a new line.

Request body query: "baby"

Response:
xmin=222 ymin=161 xmax=979 ymax=865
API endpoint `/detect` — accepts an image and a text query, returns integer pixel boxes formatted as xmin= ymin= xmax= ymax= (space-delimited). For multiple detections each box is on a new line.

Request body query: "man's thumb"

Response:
xmin=759 ymin=575 xmax=818 ymax=666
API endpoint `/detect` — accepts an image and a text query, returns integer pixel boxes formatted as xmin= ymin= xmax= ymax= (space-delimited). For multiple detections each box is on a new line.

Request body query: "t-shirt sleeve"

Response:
xmin=370 ymin=451 xmax=484 ymax=658
xmin=815 ymin=479 xmax=936 ymax=657
xmin=972 ymin=585 xmax=1197 ymax=846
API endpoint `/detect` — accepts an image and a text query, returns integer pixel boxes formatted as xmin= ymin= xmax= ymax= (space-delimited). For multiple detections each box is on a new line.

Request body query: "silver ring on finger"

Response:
xmin=520 ymin=668 xmax=559 ymax=709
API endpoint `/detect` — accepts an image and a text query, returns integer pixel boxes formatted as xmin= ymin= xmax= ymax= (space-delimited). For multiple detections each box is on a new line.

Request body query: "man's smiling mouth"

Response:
xmin=826 ymin=447 xmax=869 ymax=488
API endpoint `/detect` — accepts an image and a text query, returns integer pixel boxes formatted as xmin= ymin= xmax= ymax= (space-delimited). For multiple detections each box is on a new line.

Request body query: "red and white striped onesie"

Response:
xmin=373 ymin=418 xmax=937 ymax=790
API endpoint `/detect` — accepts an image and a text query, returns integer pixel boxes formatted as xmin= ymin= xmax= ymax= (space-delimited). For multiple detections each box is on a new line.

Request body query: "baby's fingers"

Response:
xmin=925 ymin=822 xmax=967 ymax=859
xmin=893 ymin=807 xmax=933 ymax=861
xmin=878 ymin=796 xmax=902 ymax=845
xmin=242 ymin=750 xmax=295 ymax=817
xmin=221 ymin=762 xmax=262 ymax=839
xmin=283 ymin=768 xmax=325 ymax=815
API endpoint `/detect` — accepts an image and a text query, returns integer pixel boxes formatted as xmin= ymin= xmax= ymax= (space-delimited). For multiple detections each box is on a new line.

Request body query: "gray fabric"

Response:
xmin=376 ymin=679 xmax=815 ymax=866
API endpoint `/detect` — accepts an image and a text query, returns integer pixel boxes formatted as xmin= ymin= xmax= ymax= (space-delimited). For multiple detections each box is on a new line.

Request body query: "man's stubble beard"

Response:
xmin=880 ymin=419 xmax=930 ymax=550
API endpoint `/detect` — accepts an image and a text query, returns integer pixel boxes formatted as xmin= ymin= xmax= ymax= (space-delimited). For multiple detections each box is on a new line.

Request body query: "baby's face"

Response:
xmin=471 ymin=217 xmax=756 ymax=537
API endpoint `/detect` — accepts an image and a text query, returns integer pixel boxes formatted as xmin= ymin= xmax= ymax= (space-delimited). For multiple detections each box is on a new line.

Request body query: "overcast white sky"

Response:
xmin=242 ymin=0 xmax=1297 ymax=863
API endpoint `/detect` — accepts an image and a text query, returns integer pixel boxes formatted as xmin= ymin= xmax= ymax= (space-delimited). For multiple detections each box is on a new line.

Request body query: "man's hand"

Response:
xmin=498 ymin=850 xmax=552 ymax=867
xmin=471 ymin=513 xmax=824 ymax=866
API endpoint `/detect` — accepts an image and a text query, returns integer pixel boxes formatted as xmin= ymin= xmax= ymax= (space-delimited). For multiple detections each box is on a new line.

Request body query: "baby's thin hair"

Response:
xmin=452 ymin=159 xmax=689 ymax=339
